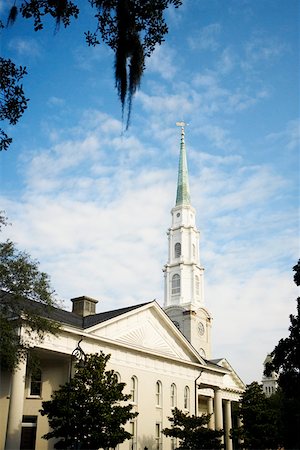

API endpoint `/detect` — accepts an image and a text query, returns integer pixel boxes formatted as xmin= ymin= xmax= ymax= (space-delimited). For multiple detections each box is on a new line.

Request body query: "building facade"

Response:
xmin=261 ymin=354 xmax=278 ymax=397
xmin=1 ymin=126 xmax=245 ymax=450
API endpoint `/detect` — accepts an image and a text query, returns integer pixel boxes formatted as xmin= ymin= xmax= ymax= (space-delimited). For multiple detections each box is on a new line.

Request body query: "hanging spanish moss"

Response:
xmin=114 ymin=0 xmax=145 ymax=128
xmin=2 ymin=0 xmax=182 ymax=150
xmin=6 ymin=5 xmax=18 ymax=26
xmin=88 ymin=0 xmax=182 ymax=129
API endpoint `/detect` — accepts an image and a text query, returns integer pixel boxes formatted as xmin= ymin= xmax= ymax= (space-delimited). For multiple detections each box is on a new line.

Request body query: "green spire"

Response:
xmin=176 ymin=125 xmax=191 ymax=206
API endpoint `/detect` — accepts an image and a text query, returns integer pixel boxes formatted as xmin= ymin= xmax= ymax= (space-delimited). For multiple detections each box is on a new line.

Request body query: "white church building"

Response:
xmin=1 ymin=125 xmax=245 ymax=450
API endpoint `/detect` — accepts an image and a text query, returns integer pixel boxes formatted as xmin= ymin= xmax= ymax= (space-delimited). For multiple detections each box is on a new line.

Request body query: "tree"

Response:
xmin=162 ymin=407 xmax=223 ymax=450
xmin=1 ymin=0 xmax=182 ymax=150
xmin=231 ymin=382 xmax=281 ymax=449
xmin=41 ymin=351 xmax=138 ymax=450
xmin=264 ymin=259 xmax=300 ymax=448
xmin=0 ymin=212 xmax=59 ymax=370
xmin=0 ymin=56 xmax=29 ymax=151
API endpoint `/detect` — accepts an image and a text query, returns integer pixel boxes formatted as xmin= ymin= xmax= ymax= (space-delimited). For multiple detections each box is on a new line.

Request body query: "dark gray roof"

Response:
xmin=0 ymin=290 xmax=152 ymax=329
xmin=81 ymin=302 xmax=151 ymax=328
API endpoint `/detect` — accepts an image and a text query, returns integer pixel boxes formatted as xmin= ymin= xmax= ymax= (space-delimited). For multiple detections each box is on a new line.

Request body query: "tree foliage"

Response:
xmin=0 ymin=56 xmax=29 ymax=151
xmin=162 ymin=407 xmax=223 ymax=450
xmin=1 ymin=0 xmax=182 ymax=150
xmin=41 ymin=352 xmax=138 ymax=450
xmin=231 ymin=382 xmax=282 ymax=449
xmin=0 ymin=212 xmax=59 ymax=370
xmin=263 ymin=259 xmax=300 ymax=448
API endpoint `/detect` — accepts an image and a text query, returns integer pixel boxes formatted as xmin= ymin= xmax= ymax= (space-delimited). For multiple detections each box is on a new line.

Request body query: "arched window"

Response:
xmin=114 ymin=372 xmax=121 ymax=382
xmin=130 ymin=376 xmax=138 ymax=403
xmin=184 ymin=386 xmax=190 ymax=411
xmin=156 ymin=380 xmax=162 ymax=406
xmin=175 ymin=242 xmax=181 ymax=258
xmin=195 ymin=275 xmax=200 ymax=296
xmin=172 ymin=274 xmax=180 ymax=295
xmin=170 ymin=383 xmax=177 ymax=408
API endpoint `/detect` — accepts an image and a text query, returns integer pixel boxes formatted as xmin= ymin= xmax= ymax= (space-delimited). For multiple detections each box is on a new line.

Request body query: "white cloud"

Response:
xmin=216 ymin=47 xmax=236 ymax=75
xmin=146 ymin=44 xmax=177 ymax=80
xmin=208 ymin=268 xmax=297 ymax=382
xmin=8 ymin=37 xmax=41 ymax=58
xmin=266 ymin=118 xmax=300 ymax=151
xmin=47 ymin=96 xmax=66 ymax=107
xmin=1 ymin=102 xmax=297 ymax=387
xmin=242 ymin=32 xmax=287 ymax=71
xmin=188 ymin=23 xmax=221 ymax=51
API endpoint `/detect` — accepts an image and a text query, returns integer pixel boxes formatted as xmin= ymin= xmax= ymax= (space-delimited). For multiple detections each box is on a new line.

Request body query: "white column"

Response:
xmin=214 ymin=389 xmax=223 ymax=430
xmin=207 ymin=396 xmax=214 ymax=429
xmin=224 ymin=400 xmax=233 ymax=450
xmin=5 ymin=357 xmax=27 ymax=450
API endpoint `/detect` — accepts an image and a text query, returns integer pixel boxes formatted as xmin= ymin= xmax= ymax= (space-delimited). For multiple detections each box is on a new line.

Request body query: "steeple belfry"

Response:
xmin=163 ymin=123 xmax=212 ymax=359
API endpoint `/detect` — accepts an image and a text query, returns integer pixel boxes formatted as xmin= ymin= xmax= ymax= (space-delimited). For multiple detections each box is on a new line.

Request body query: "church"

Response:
xmin=1 ymin=125 xmax=245 ymax=450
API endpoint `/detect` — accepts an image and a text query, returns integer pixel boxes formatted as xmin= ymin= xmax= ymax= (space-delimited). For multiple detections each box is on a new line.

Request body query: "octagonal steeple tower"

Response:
xmin=163 ymin=123 xmax=212 ymax=359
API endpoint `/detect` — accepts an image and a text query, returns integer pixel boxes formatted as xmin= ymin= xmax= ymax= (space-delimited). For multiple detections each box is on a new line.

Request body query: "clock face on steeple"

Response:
xmin=198 ymin=322 xmax=205 ymax=336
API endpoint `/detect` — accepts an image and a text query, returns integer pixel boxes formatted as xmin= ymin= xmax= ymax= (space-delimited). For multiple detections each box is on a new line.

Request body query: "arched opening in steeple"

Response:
xmin=174 ymin=242 xmax=181 ymax=258
xmin=172 ymin=274 xmax=180 ymax=295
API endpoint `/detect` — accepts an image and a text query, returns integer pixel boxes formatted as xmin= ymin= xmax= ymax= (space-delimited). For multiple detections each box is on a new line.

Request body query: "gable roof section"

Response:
xmin=1 ymin=291 xmax=220 ymax=369
xmin=211 ymin=358 xmax=245 ymax=391
xmin=84 ymin=301 xmax=208 ymax=364
xmin=82 ymin=302 xmax=151 ymax=328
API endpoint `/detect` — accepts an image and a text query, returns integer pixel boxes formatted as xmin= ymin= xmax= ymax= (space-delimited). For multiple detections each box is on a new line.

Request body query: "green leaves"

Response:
xmin=232 ymin=382 xmax=282 ymax=449
xmin=0 ymin=57 xmax=29 ymax=151
xmin=41 ymin=352 xmax=138 ymax=449
xmin=0 ymin=212 xmax=59 ymax=370
xmin=262 ymin=260 xmax=300 ymax=448
xmin=163 ymin=407 xmax=223 ymax=450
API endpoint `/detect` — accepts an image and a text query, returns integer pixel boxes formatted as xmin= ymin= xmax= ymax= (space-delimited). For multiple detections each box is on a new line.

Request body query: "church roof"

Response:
xmin=0 ymin=290 xmax=151 ymax=330
xmin=43 ymin=300 xmax=152 ymax=329
xmin=175 ymin=125 xmax=191 ymax=206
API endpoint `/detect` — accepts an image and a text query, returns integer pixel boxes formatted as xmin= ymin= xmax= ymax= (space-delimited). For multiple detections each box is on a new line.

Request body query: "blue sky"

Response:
xmin=1 ymin=0 xmax=299 ymax=383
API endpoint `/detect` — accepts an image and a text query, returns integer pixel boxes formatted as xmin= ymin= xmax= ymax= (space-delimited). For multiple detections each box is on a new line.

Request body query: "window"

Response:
xmin=172 ymin=274 xmax=180 ymax=295
xmin=30 ymin=369 xmax=42 ymax=397
xmin=156 ymin=381 xmax=162 ymax=407
xmin=130 ymin=376 xmax=138 ymax=404
xmin=195 ymin=275 xmax=200 ymax=296
xmin=171 ymin=437 xmax=177 ymax=450
xmin=155 ymin=422 xmax=162 ymax=450
xmin=184 ymin=386 xmax=190 ymax=411
xmin=20 ymin=416 xmax=37 ymax=450
xmin=192 ymin=244 xmax=196 ymax=258
xmin=175 ymin=242 xmax=181 ymax=258
xmin=115 ymin=372 xmax=121 ymax=383
xmin=129 ymin=420 xmax=137 ymax=450
xmin=170 ymin=383 xmax=177 ymax=408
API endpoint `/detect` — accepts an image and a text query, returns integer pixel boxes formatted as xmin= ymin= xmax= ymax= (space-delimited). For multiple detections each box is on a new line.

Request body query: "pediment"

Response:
xmin=213 ymin=358 xmax=245 ymax=391
xmin=86 ymin=302 xmax=203 ymax=363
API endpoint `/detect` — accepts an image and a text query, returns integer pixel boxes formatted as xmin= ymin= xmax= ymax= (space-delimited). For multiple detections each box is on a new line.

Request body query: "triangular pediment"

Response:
xmin=85 ymin=301 xmax=204 ymax=364
xmin=211 ymin=358 xmax=245 ymax=391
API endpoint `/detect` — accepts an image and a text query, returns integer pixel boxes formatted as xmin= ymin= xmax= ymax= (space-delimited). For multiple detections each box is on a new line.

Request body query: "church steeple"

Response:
xmin=176 ymin=124 xmax=191 ymax=206
xmin=163 ymin=124 xmax=212 ymax=359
